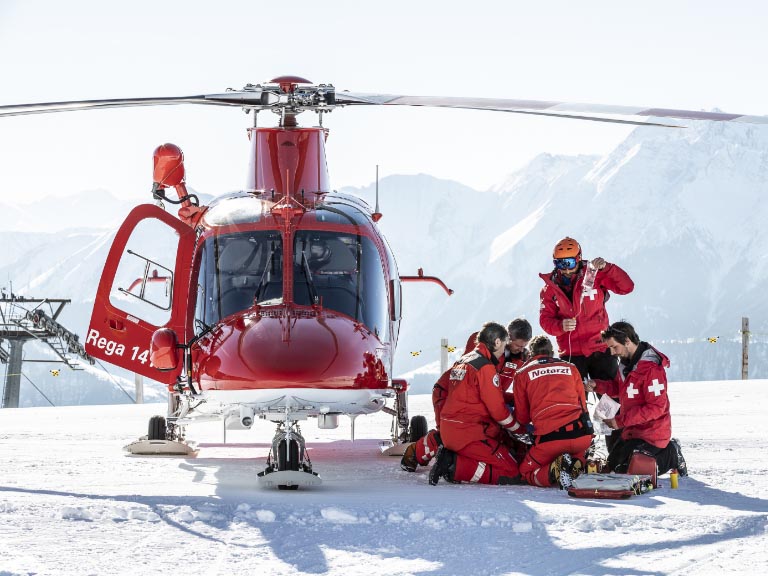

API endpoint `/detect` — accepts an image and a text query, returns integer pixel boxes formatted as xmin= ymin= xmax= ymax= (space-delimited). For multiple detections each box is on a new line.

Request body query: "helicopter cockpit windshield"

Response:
xmin=193 ymin=228 xmax=390 ymax=341
xmin=293 ymin=230 xmax=389 ymax=341
xmin=195 ymin=231 xmax=283 ymax=329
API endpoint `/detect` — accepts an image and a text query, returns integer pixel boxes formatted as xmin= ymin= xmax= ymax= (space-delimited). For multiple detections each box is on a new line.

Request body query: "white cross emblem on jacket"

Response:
xmin=648 ymin=379 xmax=665 ymax=397
xmin=627 ymin=382 xmax=639 ymax=398
xmin=583 ymin=287 xmax=598 ymax=300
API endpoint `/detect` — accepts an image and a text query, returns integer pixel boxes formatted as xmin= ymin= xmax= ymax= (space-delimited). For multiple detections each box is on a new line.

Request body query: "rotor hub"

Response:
xmin=270 ymin=75 xmax=313 ymax=94
xmin=230 ymin=77 xmax=337 ymax=124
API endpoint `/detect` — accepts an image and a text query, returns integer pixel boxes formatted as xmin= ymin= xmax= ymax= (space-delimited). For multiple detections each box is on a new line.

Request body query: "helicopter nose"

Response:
xmin=203 ymin=312 xmax=386 ymax=389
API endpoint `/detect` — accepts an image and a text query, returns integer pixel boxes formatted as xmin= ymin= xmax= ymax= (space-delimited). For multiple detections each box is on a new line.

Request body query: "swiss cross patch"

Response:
xmin=648 ymin=379 xmax=665 ymax=396
xmin=583 ymin=287 xmax=598 ymax=300
xmin=492 ymin=374 xmax=500 ymax=388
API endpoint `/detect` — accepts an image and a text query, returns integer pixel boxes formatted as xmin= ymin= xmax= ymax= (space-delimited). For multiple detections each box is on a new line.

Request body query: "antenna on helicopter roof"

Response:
xmin=372 ymin=165 xmax=382 ymax=222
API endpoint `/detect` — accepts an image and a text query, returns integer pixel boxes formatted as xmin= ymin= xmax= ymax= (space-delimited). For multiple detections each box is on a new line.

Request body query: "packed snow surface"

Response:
xmin=1 ymin=380 xmax=766 ymax=575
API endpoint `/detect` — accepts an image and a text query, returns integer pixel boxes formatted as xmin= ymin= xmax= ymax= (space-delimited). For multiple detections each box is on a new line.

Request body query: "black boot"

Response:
xmin=670 ymin=438 xmax=688 ymax=477
xmin=428 ymin=447 xmax=457 ymax=486
xmin=498 ymin=475 xmax=526 ymax=486
xmin=400 ymin=443 xmax=418 ymax=473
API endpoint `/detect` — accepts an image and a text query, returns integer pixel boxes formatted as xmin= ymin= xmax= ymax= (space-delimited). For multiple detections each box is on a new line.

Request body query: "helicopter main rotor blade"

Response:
xmin=2 ymin=86 xmax=767 ymax=127
xmin=335 ymin=92 xmax=768 ymax=127
xmin=0 ymin=96 xmax=204 ymax=117
xmin=0 ymin=92 xmax=279 ymax=117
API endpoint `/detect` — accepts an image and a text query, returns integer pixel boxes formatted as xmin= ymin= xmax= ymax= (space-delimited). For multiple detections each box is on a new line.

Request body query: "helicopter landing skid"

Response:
xmin=257 ymin=469 xmax=322 ymax=489
xmin=379 ymin=441 xmax=409 ymax=456
xmin=124 ymin=438 xmax=198 ymax=456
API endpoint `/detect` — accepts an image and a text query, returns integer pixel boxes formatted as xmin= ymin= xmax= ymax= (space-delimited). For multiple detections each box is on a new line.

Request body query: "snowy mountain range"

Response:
xmin=2 ymin=118 xmax=766 ymax=405
xmin=349 ymin=119 xmax=768 ymax=390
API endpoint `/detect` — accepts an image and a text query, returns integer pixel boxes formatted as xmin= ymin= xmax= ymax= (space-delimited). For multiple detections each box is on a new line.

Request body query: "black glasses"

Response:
xmin=554 ymin=257 xmax=578 ymax=270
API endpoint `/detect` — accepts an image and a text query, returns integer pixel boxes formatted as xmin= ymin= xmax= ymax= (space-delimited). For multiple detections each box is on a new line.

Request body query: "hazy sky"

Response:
xmin=1 ymin=0 xmax=767 ymax=203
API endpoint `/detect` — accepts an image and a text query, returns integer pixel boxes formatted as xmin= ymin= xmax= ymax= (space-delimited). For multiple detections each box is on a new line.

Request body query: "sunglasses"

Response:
xmin=553 ymin=257 xmax=578 ymax=270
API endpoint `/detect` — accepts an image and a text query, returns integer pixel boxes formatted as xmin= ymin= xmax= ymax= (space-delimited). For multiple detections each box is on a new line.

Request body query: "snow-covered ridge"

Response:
xmin=349 ymin=118 xmax=768 ymax=387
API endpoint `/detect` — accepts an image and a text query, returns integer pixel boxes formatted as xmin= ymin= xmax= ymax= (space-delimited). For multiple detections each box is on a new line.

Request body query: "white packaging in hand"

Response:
xmin=593 ymin=394 xmax=621 ymax=435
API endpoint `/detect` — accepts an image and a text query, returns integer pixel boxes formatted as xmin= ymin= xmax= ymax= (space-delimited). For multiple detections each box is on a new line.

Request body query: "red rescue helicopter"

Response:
xmin=1 ymin=76 xmax=765 ymax=489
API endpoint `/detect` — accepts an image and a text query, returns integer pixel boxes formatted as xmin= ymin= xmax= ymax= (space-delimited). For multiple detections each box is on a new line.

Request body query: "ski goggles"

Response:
xmin=553 ymin=257 xmax=579 ymax=270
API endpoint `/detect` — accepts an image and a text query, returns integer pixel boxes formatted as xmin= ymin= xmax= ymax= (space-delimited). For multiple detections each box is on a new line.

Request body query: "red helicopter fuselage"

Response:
xmin=85 ymin=120 xmax=409 ymax=423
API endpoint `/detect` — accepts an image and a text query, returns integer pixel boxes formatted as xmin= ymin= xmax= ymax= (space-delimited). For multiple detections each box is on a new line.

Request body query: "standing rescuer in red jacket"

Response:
xmin=429 ymin=322 xmax=525 ymax=486
xmin=539 ymin=237 xmax=634 ymax=383
xmin=592 ymin=321 xmax=688 ymax=477
xmin=513 ymin=335 xmax=594 ymax=489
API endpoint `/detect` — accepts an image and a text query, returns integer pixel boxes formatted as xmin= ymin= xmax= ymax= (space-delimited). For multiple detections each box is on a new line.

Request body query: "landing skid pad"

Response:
xmin=257 ymin=470 xmax=322 ymax=489
xmin=379 ymin=441 xmax=409 ymax=456
xmin=124 ymin=439 xmax=198 ymax=456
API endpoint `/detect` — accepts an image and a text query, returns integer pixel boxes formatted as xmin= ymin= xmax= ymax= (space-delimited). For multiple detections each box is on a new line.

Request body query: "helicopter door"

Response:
xmin=86 ymin=204 xmax=196 ymax=384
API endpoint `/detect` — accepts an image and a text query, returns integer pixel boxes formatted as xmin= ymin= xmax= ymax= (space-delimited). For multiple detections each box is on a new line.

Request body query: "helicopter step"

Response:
xmin=379 ymin=441 xmax=409 ymax=457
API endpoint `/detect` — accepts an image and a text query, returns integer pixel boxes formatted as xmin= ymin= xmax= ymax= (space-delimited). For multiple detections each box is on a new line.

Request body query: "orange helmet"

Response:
xmin=553 ymin=237 xmax=581 ymax=260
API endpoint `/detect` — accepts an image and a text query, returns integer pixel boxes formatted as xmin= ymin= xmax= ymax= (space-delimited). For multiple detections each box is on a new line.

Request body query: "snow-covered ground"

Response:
xmin=1 ymin=380 xmax=766 ymax=576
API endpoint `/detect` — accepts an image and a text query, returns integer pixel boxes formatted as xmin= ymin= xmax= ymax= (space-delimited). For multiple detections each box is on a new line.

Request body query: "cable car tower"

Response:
xmin=0 ymin=291 xmax=94 ymax=408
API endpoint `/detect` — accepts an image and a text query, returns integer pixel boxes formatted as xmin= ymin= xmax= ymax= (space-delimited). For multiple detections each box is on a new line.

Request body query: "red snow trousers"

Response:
xmin=452 ymin=438 xmax=520 ymax=484
xmin=519 ymin=435 xmax=592 ymax=487
xmin=414 ymin=429 xmax=441 ymax=466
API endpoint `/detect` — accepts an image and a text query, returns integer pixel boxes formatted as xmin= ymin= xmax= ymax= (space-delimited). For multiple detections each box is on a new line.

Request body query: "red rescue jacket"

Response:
xmin=439 ymin=343 xmax=522 ymax=451
xmin=433 ymin=337 xmax=529 ymax=423
xmin=431 ymin=369 xmax=450 ymax=425
xmin=464 ymin=331 xmax=528 ymax=402
xmin=539 ymin=261 xmax=634 ymax=357
xmin=513 ymin=356 xmax=587 ymax=437
xmin=432 ymin=332 xmax=482 ymax=425
xmin=499 ymin=349 xmax=529 ymax=405
xmin=595 ymin=343 xmax=672 ymax=448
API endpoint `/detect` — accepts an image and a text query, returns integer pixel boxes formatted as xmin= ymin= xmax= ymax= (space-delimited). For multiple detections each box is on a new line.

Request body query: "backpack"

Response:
xmin=567 ymin=473 xmax=654 ymax=499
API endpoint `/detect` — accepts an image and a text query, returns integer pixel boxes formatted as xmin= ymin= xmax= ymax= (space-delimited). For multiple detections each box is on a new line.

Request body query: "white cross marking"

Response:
xmin=583 ymin=287 xmax=598 ymax=300
xmin=627 ymin=382 xmax=639 ymax=398
xmin=648 ymin=379 xmax=665 ymax=397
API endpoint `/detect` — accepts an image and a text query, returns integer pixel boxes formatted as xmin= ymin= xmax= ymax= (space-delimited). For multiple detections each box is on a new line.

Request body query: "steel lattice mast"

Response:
xmin=0 ymin=294 xmax=94 ymax=408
